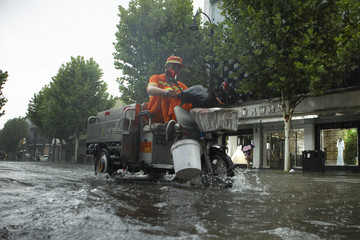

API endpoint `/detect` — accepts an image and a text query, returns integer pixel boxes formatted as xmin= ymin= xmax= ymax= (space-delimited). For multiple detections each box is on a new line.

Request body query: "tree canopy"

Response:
xmin=27 ymin=56 xmax=115 ymax=140
xmin=0 ymin=70 xmax=8 ymax=117
xmin=218 ymin=0 xmax=360 ymax=102
xmin=0 ymin=117 xmax=28 ymax=154
xmin=27 ymin=85 xmax=52 ymax=137
xmin=114 ymin=0 xmax=213 ymax=104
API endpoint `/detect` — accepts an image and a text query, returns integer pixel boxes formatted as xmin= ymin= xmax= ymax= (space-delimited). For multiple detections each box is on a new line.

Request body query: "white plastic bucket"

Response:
xmin=171 ymin=139 xmax=202 ymax=179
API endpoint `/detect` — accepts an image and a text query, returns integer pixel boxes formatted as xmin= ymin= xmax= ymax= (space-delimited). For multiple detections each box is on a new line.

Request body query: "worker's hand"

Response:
xmin=165 ymin=89 xmax=178 ymax=98
xmin=147 ymin=85 xmax=178 ymax=97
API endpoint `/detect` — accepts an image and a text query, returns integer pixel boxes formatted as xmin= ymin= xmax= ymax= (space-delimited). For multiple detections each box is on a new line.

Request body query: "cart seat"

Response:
xmin=142 ymin=123 xmax=166 ymax=133
xmin=140 ymin=104 xmax=167 ymax=134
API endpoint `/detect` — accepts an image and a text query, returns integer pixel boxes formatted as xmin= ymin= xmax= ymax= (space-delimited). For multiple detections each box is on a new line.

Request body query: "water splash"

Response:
xmin=263 ymin=227 xmax=320 ymax=240
xmin=230 ymin=169 xmax=268 ymax=193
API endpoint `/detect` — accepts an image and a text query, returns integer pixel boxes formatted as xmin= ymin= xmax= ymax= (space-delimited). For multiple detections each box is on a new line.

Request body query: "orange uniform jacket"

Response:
xmin=146 ymin=74 xmax=192 ymax=123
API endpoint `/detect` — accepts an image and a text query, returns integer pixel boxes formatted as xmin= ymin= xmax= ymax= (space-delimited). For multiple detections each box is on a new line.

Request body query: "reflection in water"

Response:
xmin=0 ymin=162 xmax=360 ymax=239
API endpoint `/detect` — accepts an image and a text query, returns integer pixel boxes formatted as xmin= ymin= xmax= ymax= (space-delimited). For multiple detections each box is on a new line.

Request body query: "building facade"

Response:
xmin=227 ymin=87 xmax=360 ymax=170
xmin=26 ymin=120 xmax=51 ymax=161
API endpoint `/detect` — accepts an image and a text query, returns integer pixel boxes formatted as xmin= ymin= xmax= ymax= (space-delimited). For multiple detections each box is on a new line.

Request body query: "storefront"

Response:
xmin=316 ymin=120 xmax=359 ymax=169
xmin=228 ymin=87 xmax=360 ymax=170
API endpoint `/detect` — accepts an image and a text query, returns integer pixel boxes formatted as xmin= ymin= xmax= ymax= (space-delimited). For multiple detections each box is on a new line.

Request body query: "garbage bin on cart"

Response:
xmin=302 ymin=150 xmax=325 ymax=172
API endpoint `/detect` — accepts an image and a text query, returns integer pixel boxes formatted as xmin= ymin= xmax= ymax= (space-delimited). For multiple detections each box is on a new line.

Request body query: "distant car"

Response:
xmin=39 ymin=155 xmax=48 ymax=162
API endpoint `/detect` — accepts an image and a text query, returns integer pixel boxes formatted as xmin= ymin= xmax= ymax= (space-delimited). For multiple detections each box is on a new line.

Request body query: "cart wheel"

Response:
xmin=95 ymin=149 xmax=112 ymax=175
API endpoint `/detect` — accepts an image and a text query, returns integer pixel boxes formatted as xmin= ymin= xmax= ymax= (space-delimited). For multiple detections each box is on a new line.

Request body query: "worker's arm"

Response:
xmin=147 ymin=85 xmax=178 ymax=97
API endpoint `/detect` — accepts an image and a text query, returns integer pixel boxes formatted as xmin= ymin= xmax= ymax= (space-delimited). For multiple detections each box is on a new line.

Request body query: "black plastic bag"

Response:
xmin=180 ymin=85 xmax=213 ymax=108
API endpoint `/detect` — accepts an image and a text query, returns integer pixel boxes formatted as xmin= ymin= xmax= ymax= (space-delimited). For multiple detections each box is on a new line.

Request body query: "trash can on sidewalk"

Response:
xmin=302 ymin=150 xmax=325 ymax=172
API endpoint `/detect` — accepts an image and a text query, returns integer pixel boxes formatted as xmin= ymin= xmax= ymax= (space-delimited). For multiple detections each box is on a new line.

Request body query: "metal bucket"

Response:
xmin=171 ymin=139 xmax=202 ymax=179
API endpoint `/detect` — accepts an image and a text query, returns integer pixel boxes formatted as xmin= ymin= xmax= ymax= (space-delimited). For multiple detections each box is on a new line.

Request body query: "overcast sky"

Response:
xmin=0 ymin=0 xmax=203 ymax=129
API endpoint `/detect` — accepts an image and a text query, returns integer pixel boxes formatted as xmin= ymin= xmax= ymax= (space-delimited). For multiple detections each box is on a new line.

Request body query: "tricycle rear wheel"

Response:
xmin=95 ymin=149 xmax=112 ymax=175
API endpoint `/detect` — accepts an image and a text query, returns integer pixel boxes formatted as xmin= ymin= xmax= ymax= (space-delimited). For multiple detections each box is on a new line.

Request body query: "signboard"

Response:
xmin=140 ymin=141 xmax=152 ymax=153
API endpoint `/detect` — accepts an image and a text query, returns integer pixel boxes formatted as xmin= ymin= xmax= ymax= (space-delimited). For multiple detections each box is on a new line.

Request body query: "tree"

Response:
xmin=218 ymin=0 xmax=360 ymax=171
xmin=27 ymin=85 xmax=52 ymax=138
xmin=27 ymin=56 xmax=115 ymax=141
xmin=344 ymin=129 xmax=357 ymax=165
xmin=114 ymin=0 xmax=212 ymax=104
xmin=0 ymin=118 xmax=28 ymax=156
xmin=0 ymin=70 xmax=8 ymax=117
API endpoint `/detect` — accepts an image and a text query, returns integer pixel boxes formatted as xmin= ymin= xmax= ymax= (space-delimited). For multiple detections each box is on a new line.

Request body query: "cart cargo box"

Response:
xmin=190 ymin=108 xmax=238 ymax=132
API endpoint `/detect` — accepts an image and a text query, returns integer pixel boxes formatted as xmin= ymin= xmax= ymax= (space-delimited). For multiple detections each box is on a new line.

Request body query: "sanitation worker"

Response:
xmin=146 ymin=56 xmax=192 ymax=123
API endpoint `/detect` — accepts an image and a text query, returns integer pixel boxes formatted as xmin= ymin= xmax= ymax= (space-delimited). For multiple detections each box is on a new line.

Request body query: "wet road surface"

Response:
xmin=1 ymin=161 xmax=360 ymax=239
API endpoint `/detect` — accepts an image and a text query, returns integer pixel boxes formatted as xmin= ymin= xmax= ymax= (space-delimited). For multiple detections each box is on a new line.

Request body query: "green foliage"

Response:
xmin=0 ymin=118 xmax=28 ymax=153
xmin=218 ymin=0 xmax=360 ymax=104
xmin=344 ymin=129 xmax=357 ymax=165
xmin=27 ymin=86 xmax=51 ymax=137
xmin=114 ymin=0 xmax=212 ymax=104
xmin=27 ymin=56 xmax=115 ymax=140
xmin=0 ymin=70 xmax=8 ymax=117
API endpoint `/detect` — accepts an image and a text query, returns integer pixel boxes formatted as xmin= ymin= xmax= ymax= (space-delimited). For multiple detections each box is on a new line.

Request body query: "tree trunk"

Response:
xmin=74 ymin=137 xmax=79 ymax=163
xmin=59 ymin=140 xmax=63 ymax=162
xmin=52 ymin=140 xmax=55 ymax=162
xmin=281 ymin=91 xmax=294 ymax=172
xmin=52 ymin=138 xmax=57 ymax=162
xmin=284 ymin=117 xmax=291 ymax=172
xmin=33 ymin=129 xmax=38 ymax=161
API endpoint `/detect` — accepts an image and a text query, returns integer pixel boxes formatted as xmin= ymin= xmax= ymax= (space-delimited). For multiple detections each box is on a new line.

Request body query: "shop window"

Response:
xmin=320 ymin=128 xmax=358 ymax=166
xmin=227 ymin=134 xmax=253 ymax=165
xmin=264 ymin=130 xmax=304 ymax=169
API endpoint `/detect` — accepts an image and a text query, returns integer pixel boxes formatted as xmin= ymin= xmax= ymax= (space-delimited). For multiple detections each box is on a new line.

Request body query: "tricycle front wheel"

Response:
xmin=204 ymin=148 xmax=235 ymax=178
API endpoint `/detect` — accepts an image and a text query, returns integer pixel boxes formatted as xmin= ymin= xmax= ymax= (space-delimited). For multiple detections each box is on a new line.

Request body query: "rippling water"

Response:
xmin=0 ymin=161 xmax=359 ymax=239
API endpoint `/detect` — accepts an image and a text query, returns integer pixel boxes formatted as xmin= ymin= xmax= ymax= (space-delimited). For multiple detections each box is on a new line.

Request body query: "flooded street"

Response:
xmin=0 ymin=161 xmax=359 ymax=240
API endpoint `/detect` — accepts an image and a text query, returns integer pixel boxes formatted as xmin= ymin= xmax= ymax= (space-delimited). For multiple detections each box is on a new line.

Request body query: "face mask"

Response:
xmin=165 ymin=68 xmax=177 ymax=83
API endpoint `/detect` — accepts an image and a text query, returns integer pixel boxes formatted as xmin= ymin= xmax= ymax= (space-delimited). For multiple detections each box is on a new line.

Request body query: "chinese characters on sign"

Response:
xmin=241 ymin=103 xmax=283 ymax=117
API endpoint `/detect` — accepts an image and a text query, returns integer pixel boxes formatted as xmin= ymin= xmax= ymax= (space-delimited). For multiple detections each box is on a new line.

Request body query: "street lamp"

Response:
xmin=189 ymin=11 xmax=214 ymax=36
xmin=190 ymin=11 xmax=215 ymax=93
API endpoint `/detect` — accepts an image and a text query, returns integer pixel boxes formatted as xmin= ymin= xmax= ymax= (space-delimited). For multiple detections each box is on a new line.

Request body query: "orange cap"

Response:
xmin=164 ymin=56 xmax=185 ymax=68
